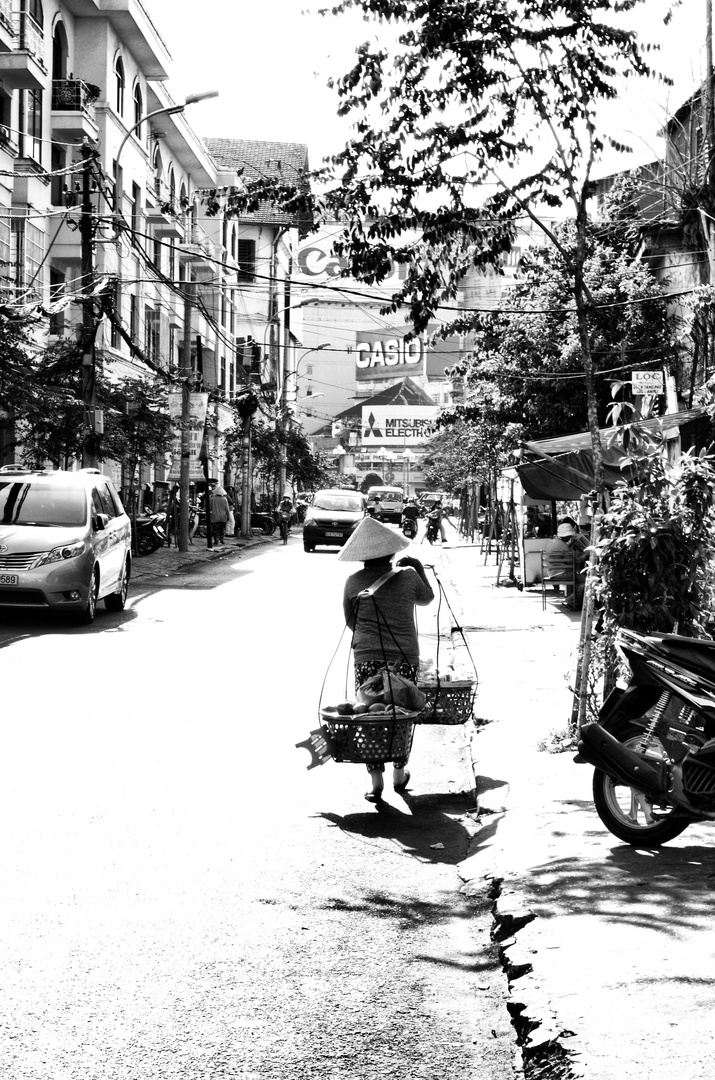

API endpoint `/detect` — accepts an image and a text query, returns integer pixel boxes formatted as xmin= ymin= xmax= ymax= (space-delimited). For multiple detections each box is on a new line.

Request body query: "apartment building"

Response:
xmin=0 ymin=0 xmax=307 ymax=498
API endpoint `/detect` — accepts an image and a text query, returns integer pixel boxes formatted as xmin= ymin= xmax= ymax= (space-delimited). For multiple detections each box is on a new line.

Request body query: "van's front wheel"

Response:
xmin=80 ymin=571 xmax=99 ymax=624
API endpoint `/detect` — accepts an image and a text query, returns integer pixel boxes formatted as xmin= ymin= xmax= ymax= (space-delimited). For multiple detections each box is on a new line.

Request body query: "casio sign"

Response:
xmin=356 ymin=337 xmax=424 ymax=369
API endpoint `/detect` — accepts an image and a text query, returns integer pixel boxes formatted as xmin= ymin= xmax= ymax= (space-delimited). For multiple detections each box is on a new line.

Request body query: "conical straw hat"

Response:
xmin=337 ymin=515 xmax=410 ymax=562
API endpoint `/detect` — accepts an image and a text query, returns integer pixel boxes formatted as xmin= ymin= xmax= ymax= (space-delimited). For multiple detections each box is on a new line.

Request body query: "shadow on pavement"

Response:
xmin=320 ymin=790 xmax=476 ymax=867
xmin=517 ymin=838 xmax=715 ymax=936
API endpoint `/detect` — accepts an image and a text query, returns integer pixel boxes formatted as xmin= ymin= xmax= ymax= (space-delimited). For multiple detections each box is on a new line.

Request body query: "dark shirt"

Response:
xmin=343 ymin=566 xmax=434 ymax=664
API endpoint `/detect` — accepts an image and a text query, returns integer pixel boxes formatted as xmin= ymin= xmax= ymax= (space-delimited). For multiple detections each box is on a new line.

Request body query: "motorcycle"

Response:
xmin=424 ymin=511 xmax=441 ymax=544
xmin=576 ymin=627 xmax=715 ymax=845
xmin=401 ymin=512 xmax=418 ymax=540
xmin=132 ymin=509 xmax=167 ymax=556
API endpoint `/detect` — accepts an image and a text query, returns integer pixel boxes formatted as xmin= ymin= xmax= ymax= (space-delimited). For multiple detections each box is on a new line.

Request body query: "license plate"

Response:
xmin=0 ymin=574 xmax=18 ymax=586
xmin=326 ymin=531 xmax=343 ymax=538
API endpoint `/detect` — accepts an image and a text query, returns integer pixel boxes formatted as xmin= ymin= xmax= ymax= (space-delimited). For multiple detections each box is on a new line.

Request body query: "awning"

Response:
xmin=515 ymin=408 xmax=712 ymax=501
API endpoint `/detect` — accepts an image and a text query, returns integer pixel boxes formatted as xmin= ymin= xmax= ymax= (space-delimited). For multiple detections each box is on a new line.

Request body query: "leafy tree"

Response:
xmin=227 ymin=0 xmax=662 ymax=492
xmin=449 ymin=203 xmax=679 ymax=443
xmin=593 ymin=448 xmax=715 ymax=641
xmin=422 ymin=412 xmax=523 ymax=493
xmin=102 ymin=376 xmax=172 ymax=487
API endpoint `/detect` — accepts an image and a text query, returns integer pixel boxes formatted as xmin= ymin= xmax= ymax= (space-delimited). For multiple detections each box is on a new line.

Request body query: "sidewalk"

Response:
xmin=129 ymin=531 xmax=275 ymax=584
xmin=439 ymin=540 xmax=715 ymax=1080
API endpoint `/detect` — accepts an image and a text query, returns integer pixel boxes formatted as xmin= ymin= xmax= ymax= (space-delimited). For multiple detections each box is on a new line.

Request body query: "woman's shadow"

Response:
xmin=320 ymin=790 xmax=477 ymax=865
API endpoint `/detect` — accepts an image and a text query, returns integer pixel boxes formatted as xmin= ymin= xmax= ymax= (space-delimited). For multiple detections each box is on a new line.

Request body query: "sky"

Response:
xmin=144 ymin=0 xmax=709 ymax=174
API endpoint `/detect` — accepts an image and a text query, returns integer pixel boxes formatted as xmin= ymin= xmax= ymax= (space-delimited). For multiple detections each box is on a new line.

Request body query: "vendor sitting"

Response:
xmin=544 ymin=518 xmax=588 ymax=610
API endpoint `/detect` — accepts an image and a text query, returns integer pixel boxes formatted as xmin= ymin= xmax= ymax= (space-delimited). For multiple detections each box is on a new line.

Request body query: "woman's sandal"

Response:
xmin=393 ymin=769 xmax=411 ymax=792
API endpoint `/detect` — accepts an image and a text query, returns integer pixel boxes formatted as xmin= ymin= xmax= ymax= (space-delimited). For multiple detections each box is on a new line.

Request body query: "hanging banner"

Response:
xmin=361 ymin=405 xmax=440 ymax=445
xmin=167 ymin=391 xmax=209 ymax=481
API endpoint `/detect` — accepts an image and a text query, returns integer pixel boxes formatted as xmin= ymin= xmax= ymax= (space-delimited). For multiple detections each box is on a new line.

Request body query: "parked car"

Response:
xmin=303 ymin=489 xmax=366 ymax=551
xmin=0 ymin=467 xmax=132 ymax=622
xmin=365 ymin=485 xmax=404 ymax=524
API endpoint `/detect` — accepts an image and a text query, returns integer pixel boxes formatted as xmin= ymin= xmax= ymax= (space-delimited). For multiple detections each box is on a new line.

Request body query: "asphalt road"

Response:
xmin=0 ymin=536 xmax=515 ymax=1080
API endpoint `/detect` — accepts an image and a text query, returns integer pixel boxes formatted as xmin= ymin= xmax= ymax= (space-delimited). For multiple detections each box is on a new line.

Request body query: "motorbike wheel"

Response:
xmin=137 ymin=531 xmax=160 ymax=555
xmin=592 ymin=723 xmax=691 ymax=846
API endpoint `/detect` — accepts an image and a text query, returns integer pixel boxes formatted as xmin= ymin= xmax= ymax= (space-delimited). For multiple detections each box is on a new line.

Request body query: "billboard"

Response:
xmin=355 ymin=327 xmax=461 ymax=382
xmin=361 ymin=405 xmax=440 ymax=445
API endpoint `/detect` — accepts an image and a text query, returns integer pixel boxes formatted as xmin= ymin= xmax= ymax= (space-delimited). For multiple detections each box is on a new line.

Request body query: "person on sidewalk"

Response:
xmin=544 ymin=518 xmax=588 ymax=609
xmin=339 ymin=516 xmax=434 ymax=802
xmin=209 ymin=485 xmax=230 ymax=547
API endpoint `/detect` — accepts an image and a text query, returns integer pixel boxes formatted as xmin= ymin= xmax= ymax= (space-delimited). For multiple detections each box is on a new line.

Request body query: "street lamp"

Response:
xmin=115 ymin=90 xmax=219 ymax=201
xmin=401 ymin=448 xmax=416 ymax=497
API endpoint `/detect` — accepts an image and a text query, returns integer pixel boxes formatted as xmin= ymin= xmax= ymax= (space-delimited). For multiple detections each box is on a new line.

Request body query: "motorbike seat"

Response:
xmin=652 ymin=636 xmax=715 ymax=680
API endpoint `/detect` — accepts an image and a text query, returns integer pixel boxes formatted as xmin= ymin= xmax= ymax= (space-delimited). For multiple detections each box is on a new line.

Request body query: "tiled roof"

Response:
xmin=203 ymin=138 xmax=311 ymax=230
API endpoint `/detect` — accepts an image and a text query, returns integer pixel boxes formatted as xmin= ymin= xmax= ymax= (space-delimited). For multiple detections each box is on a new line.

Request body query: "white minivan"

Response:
xmin=366 ymin=485 xmax=404 ymax=524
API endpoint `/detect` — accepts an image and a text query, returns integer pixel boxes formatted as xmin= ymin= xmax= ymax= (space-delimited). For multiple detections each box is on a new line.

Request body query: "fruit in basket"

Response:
xmin=353 ymin=703 xmax=369 ymax=715
xmin=368 ymin=703 xmax=387 ymax=714
xmin=336 ymin=701 xmax=354 ymax=715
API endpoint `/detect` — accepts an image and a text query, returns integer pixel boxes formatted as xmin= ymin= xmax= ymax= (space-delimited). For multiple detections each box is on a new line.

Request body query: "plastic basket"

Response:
xmin=320 ymin=708 xmax=418 ymax=763
xmin=415 ymin=680 xmax=476 ymax=725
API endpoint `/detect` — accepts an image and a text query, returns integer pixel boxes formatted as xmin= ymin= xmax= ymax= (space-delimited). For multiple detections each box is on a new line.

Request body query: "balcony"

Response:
xmin=51 ymin=79 xmax=99 ymax=141
xmin=0 ymin=0 xmax=14 ymax=52
xmin=146 ymin=198 xmax=186 ymax=240
xmin=0 ymin=11 xmax=45 ymax=90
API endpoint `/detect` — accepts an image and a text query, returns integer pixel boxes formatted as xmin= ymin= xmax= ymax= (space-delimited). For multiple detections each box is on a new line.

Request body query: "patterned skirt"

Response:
xmin=354 ymin=659 xmax=418 ymax=772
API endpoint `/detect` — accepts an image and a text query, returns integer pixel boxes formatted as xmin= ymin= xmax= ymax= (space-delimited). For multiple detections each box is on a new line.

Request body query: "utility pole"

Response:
xmin=706 ymin=0 xmax=715 ymax=280
xmin=178 ymin=276 xmax=193 ymax=552
xmin=80 ymin=139 xmax=99 ymax=468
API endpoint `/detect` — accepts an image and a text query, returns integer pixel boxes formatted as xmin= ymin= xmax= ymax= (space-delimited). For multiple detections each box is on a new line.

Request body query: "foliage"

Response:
xmin=360 ymin=471 xmax=384 ymax=492
xmin=16 ymin=341 xmax=173 ymax=471
xmin=101 ymin=377 xmax=172 ymax=480
xmin=450 ymin=211 xmax=678 ymax=441
xmin=421 ymin=415 xmax=523 ymax=492
xmin=592 ymin=450 xmax=715 ymax=640
xmin=225 ymin=0 xmax=662 ymax=491
xmin=222 ymin=415 xmax=333 ymax=499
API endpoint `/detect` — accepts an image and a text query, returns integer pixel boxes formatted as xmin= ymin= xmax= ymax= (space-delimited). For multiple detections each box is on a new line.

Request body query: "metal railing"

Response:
xmin=0 ymin=0 xmax=13 ymax=33
xmin=51 ymin=79 xmax=97 ymax=122
xmin=13 ymin=11 xmax=45 ymax=68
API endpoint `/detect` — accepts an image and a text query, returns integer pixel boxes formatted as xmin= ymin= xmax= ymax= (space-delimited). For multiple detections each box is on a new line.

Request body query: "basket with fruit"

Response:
xmin=416 ymin=678 xmax=477 ymax=725
xmin=319 ymin=700 xmax=419 ymax=763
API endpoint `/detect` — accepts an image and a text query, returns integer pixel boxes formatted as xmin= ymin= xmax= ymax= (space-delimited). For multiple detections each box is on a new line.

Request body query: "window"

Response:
xmin=114 ymin=56 xmax=125 ymax=116
xmin=237 ymin=239 xmax=256 ymax=281
xmin=50 ymin=143 xmax=66 ymax=206
xmin=131 ymin=181 xmax=141 ymax=232
xmin=23 ymin=89 xmax=43 ymax=163
xmin=153 ymin=237 xmax=161 ymax=272
xmin=168 ymin=168 xmax=176 ymax=212
xmin=133 ymin=82 xmax=143 ymax=135
xmin=145 ymin=308 xmax=160 ymax=365
xmin=129 ymin=294 xmax=138 ymax=341
xmin=220 ymin=355 xmax=226 ymax=390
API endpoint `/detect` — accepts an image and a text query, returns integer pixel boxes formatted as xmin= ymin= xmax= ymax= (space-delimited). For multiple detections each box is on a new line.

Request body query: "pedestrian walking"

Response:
xmin=209 ymin=485 xmax=230 ymax=547
xmin=338 ymin=515 xmax=434 ymax=801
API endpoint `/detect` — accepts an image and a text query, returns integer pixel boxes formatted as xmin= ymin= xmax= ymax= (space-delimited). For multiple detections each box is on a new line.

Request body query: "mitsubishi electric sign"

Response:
xmin=361 ymin=405 xmax=440 ymax=445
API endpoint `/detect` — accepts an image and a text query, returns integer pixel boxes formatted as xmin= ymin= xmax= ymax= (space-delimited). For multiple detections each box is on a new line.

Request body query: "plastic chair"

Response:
xmin=540 ymin=549 xmax=577 ymax=610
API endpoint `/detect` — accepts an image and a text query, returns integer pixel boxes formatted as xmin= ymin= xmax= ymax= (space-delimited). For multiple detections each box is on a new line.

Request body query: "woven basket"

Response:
xmin=415 ymin=680 xmax=476 ymax=725
xmin=320 ymin=708 xmax=418 ymax=763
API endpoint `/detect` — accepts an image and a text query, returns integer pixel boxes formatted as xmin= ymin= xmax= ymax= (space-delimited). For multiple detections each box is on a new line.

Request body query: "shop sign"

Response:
xmin=361 ymin=405 xmax=439 ymax=445
xmin=632 ymin=370 xmax=664 ymax=395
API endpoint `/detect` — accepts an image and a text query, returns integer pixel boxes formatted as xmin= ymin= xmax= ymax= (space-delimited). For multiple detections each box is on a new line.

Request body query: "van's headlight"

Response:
xmin=35 ymin=540 xmax=86 ymax=566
